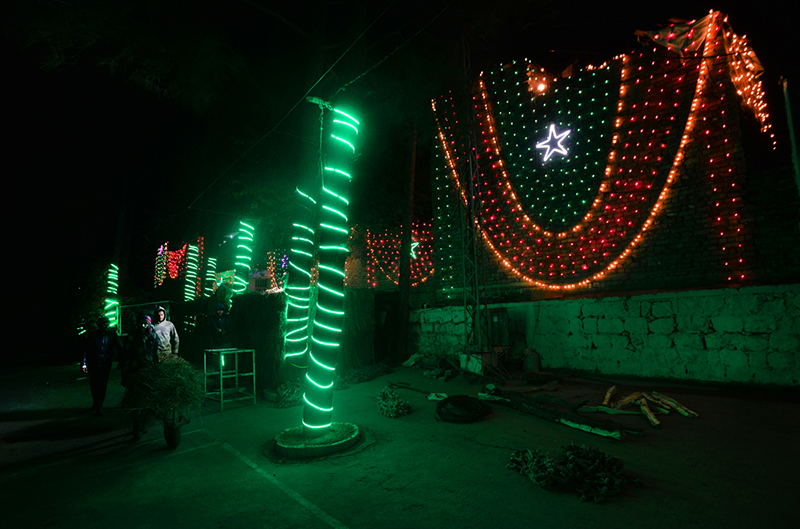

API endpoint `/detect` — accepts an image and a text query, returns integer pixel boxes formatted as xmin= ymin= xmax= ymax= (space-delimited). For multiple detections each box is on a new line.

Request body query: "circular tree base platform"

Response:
xmin=274 ymin=422 xmax=360 ymax=459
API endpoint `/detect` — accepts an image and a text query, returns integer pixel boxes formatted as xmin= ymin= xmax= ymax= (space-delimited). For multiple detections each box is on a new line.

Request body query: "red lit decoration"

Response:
xmin=367 ymin=222 xmax=434 ymax=287
xmin=432 ymin=11 xmax=766 ymax=290
xmin=154 ymin=237 xmax=206 ymax=290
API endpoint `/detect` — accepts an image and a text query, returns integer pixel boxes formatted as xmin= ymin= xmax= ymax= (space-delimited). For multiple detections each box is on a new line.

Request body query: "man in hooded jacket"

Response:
xmin=153 ymin=306 xmax=179 ymax=358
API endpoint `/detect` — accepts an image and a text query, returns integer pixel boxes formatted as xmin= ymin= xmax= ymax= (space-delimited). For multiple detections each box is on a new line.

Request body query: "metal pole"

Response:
xmin=781 ymin=77 xmax=800 ymax=200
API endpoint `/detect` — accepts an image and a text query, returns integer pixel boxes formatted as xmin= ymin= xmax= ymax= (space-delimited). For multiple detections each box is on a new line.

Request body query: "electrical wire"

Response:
xmin=186 ymin=0 xmax=397 ymax=212
xmin=333 ymin=0 xmax=456 ymax=97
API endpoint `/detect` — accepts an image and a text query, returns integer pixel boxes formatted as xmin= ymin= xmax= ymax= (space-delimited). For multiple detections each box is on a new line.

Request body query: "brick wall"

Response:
xmin=409 ymin=284 xmax=799 ymax=386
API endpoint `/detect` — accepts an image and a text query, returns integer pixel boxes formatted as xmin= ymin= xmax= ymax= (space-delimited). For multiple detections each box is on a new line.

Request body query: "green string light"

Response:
xmin=282 ymin=188 xmax=317 ymax=364
xmin=302 ymin=105 xmax=360 ymax=437
xmin=204 ymin=257 xmax=218 ymax=297
xmin=103 ymin=264 xmax=120 ymax=329
xmin=233 ymin=220 xmax=254 ymax=293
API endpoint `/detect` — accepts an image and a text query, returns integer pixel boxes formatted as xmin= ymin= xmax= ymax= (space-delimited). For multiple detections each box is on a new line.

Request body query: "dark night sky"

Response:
xmin=2 ymin=1 xmax=793 ymax=360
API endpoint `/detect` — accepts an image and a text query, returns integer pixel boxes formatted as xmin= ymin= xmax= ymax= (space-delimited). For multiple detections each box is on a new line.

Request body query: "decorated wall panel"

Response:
xmin=430 ymin=12 xmax=797 ymax=301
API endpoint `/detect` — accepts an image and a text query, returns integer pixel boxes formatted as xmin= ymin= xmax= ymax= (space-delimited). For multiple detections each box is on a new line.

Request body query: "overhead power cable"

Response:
xmin=186 ymin=0 xmax=397 ymax=211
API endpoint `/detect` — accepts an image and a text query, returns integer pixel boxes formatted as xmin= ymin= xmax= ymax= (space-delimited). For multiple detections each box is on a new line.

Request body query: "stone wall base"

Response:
xmin=409 ymin=285 xmax=799 ymax=386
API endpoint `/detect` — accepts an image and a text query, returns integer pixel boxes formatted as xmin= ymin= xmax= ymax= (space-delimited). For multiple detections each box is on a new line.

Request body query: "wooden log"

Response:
xmin=652 ymin=391 xmax=698 ymax=418
xmin=614 ymin=391 xmax=643 ymax=409
xmin=577 ymin=405 xmax=641 ymax=415
xmin=602 ymin=385 xmax=617 ymax=406
xmin=638 ymin=398 xmax=661 ymax=428
xmin=643 ymin=393 xmax=671 ymax=414
xmin=479 ymin=387 xmax=643 ymax=439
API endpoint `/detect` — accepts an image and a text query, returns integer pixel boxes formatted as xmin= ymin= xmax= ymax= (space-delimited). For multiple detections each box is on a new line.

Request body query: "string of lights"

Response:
xmin=366 ymin=221 xmax=435 ymax=287
xmin=104 ymin=263 xmax=120 ymax=329
xmin=432 ymin=11 xmax=761 ymax=290
xmin=233 ymin=221 xmax=255 ymax=293
xmin=302 ymin=106 xmax=360 ymax=436
xmin=283 ymin=188 xmax=317 ymax=367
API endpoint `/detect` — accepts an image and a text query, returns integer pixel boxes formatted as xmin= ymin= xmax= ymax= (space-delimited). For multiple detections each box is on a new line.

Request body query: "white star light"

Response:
xmin=536 ymin=124 xmax=571 ymax=162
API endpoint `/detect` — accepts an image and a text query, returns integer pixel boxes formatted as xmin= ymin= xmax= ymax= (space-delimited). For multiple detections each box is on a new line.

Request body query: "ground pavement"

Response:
xmin=1 ymin=362 xmax=798 ymax=529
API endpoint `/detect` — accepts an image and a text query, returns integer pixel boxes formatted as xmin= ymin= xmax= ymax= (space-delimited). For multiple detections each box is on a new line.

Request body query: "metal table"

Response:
xmin=203 ymin=348 xmax=256 ymax=411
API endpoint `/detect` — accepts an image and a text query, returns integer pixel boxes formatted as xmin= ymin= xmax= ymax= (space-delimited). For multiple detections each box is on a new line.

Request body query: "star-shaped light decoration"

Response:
xmin=536 ymin=124 xmax=571 ymax=162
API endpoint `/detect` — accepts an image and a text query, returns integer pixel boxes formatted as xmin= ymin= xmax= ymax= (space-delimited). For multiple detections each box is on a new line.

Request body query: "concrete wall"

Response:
xmin=409 ymin=284 xmax=799 ymax=386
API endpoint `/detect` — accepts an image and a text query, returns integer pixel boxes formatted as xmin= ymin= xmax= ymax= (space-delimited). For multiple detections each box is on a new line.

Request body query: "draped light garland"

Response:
xmin=432 ymin=11 xmax=769 ymax=290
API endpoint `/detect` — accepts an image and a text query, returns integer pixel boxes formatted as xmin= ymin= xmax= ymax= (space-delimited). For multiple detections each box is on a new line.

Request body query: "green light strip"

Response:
xmin=104 ymin=264 xmax=120 ymax=328
xmin=284 ymin=187 xmax=315 ymax=366
xmin=331 ymin=135 xmax=355 ymax=153
xmin=320 ymin=223 xmax=349 ymax=234
xmin=318 ymin=282 xmax=344 ymax=297
xmin=293 ymin=223 xmax=315 ymax=235
xmin=289 ymin=261 xmax=312 ymax=277
xmin=310 ymin=350 xmax=337 ymax=369
xmin=324 ymin=167 xmax=352 ymax=179
xmin=312 ymin=336 xmax=340 ymax=348
xmin=302 ymin=419 xmax=333 ymax=429
xmin=317 ymin=302 xmax=345 ymax=316
xmin=291 ymin=249 xmax=313 ymax=258
xmin=322 ymin=186 xmax=349 ymax=205
xmin=286 ymin=294 xmax=309 ymax=302
xmin=314 ymin=320 xmax=342 ymax=333
xmin=318 ymin=264 xmax=346 ymax=277
xmin=301 ymin=105 xmax=359 ymax=436
xmin=234 ymin=221 xmax=254 ymax=293
xmin=285 ymin=348 xmax=308 ymax=359
xmin=303 ymin=394 xmax=334 ymax=412
xmin=296 ymin=187 xmax=317 ymax=204
xmin=204 ymin=257 xmax=217 ymax=297
xmin=333 ymin=108 xmax=360 ymax=125
xmin=333 ymin=119 xmax=358 ymax=134
xmin=322 ymin=205 xmax=348 ymax=221
xmin=306 ymin=373 xmax=334 ymax=389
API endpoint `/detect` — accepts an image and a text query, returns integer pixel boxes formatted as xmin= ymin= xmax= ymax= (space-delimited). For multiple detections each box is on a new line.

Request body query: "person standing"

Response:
xmin=122 ymin=313 xmax=159 ymax=439
xmin=153 ymin=306 xmax=179 ymax=359
xmin=82 ymin=316 xmax=120 ymax=416
xmin=209 ymin=303 xmax=231 ymax=348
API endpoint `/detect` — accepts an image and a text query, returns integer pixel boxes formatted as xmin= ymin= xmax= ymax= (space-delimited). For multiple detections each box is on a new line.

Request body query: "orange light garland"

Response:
xmin=432 ymin=11 xmax=759 ymax=289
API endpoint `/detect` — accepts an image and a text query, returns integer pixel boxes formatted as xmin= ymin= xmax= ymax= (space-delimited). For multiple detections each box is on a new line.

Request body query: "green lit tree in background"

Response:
xmin=283 ymin=188 xmax=316 ymax=367
xmin=234 ymin=221 xmax=255 ymax=293
xmin=104 ymin=263 xmax=120 ymax=330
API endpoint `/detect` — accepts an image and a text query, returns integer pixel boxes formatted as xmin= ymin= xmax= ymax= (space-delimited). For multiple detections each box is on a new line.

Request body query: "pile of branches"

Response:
xmin=377 ymin=386 xmax=411 ymax=418
xmin=276 ymin=380 xmax=304 ymax=408
xmin=508 ymin=444 xmax=642 ymax=502
xmin=120 ymin=357 xmax=204 ymax=417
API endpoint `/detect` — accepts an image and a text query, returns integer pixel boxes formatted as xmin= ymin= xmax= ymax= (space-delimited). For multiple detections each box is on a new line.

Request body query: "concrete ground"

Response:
xmin=1 ymin=362 xmax=798 ymax=529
